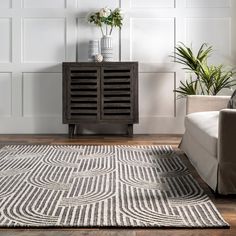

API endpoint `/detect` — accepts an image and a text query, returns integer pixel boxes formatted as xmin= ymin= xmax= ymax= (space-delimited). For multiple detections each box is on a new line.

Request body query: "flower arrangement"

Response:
xmin=88 ymin=7 xmax=123 ymax=36
xmin=173 ymin=43 xmax=236 ymax=98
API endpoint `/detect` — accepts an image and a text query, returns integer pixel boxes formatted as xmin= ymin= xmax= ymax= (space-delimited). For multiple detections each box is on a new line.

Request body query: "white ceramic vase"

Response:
xmin=88 ymin=39 xmax=99 ymax=61
xmin=101 ymin=35 xmax=113 ymax=61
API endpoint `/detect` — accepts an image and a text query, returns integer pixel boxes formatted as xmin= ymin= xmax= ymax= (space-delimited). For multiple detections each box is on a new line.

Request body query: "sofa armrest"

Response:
xmin=217 ymin=109 xmax=236 ymax=194
xmin=186 ymin=95 xmax=230 ymax=114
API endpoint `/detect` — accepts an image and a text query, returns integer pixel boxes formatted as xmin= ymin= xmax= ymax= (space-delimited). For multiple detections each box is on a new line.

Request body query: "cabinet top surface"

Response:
xmin=63 ymin=61 xmax=138 ymax=66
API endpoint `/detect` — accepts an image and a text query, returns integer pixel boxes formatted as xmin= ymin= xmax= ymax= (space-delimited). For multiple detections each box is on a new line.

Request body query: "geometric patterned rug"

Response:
xmin=0 ymin=145 xmax=229 ymax=228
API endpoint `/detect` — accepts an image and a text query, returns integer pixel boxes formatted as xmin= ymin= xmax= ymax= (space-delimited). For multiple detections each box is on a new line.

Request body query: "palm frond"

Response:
xmin=172 ymin=42 xmax=235 ymax=97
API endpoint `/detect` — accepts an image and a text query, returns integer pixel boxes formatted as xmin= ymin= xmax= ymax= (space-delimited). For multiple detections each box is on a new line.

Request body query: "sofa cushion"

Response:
xmin=185 ymin=111 xmax=219 ymax=156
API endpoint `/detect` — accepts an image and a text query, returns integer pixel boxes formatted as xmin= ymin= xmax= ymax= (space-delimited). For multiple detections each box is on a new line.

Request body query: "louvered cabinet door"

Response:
xmin=63 ymin=66 xmax=99 ymax=123
xmin=101 ymin=64 xmax=138 ymax=123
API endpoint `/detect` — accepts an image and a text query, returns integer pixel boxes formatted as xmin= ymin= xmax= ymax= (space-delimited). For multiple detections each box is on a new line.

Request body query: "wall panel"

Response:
xmin=130 ymin=18 xmax=175 ymax=63
xmin=23 ymin=73 xmax=62 ymax=117
xmin=23 ymin=0 xmax=66 ymax=8
xmin=139 ymin=73 xmax=175 ymax=117
xmin=0 ymin=0 xmax=11 ymax=8
xmin=0 ymin=73 xmax=12 ymax=117
xmin=130 ymin=0 xmax=175 ymax=8
xmin=76 ymin=0 xmax=118 ymax=11
xmin=22 ymin=18 xmax=66 ymax=63
xmin=186 ymin=0 xmax=231 ymax=8
xmin=186 ymin=18 xmax=231 ymax=64
xmin=0 ymin=18 xmax=12 ymax=62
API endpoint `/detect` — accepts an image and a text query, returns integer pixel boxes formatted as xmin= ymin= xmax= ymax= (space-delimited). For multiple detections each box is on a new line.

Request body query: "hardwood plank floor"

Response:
xmin=0 ymin=134 xmax=235 ymax=236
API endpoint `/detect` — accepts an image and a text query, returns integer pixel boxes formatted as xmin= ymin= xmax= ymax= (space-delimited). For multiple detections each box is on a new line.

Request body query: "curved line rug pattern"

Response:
xmin=0 ymin=145 xmax=228 ymax=228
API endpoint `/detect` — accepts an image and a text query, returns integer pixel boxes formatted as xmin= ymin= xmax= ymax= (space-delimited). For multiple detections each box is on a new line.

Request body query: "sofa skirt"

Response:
xmin=180 ymin=130 xmax=218 ymax=191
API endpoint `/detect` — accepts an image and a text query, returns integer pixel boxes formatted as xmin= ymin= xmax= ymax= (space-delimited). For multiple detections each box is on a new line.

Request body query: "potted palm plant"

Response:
xmin=174 ymin=43 xmax=236 ymax=97
xmin=173 ymin=43 xmax=236 ymax=113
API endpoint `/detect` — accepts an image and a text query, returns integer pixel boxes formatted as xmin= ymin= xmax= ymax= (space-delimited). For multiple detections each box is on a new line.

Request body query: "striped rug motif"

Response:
xmin=0 ymin=145 xmax=228 ymax=228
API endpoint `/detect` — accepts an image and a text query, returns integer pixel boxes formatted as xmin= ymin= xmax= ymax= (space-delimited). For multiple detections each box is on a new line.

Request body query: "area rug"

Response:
xmin=0 ymin=145 xmax=228 ymax=228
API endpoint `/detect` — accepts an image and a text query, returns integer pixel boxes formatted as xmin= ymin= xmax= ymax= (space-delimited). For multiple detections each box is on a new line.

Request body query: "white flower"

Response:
xmin=114 ymin=7 xmax=121 ymax=12
xmin=99 ymin=7 xmax=111 ymax=18
xmin=120 ymin=10 xmax=124 ymax=18
xmin=114 ymin=8 xmax=124 ymax=18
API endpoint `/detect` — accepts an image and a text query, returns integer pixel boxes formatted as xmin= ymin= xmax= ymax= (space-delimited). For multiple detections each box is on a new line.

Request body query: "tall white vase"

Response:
xmin=101 ymin=35 xmax=113 ymax=61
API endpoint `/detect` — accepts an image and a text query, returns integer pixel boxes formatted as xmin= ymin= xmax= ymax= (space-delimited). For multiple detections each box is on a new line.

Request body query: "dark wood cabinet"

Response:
xmin=63 ymin=62 xmax=139 ymax=137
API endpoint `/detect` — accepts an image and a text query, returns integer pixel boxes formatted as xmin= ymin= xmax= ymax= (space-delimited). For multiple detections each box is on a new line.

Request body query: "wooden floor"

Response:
xmin=0 ymin=134 xmax=235 ymax=236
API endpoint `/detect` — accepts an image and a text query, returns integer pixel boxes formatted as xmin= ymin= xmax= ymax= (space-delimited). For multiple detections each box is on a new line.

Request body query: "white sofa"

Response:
xmin=180 ymin=95 xmax=236 ymax=195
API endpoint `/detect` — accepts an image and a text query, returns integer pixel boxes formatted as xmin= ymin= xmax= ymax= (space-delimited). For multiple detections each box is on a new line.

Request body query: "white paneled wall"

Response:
xmin=0 ymin=0 xmax=235 ymax=134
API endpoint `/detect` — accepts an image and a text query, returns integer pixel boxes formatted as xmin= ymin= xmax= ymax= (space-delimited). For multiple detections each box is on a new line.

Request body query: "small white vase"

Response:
xmin=101 ymin=35 xmax=113 ymax=62
xmin=88 ymin=39 xmax=99 ymax=62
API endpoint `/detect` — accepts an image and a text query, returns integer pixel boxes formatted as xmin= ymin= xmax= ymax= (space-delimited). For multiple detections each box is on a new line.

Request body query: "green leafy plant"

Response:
xmin=88 ymin=7 xmax=123 ymax=36
xmin=173 ymin=43 xmax=236 ymax=98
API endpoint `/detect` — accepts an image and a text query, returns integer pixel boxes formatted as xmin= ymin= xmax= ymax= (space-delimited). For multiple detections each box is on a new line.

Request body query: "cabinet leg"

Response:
xmin=127 ymin=124 xmax=133 ymax=136
xmin=75 ymin=124 xmax=79 ymax=135
xmin=69 ymin=124 xmax=75 ymax=138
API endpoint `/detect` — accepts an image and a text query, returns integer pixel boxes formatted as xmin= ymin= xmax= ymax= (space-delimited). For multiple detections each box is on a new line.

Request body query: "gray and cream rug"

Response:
xmin=0 ymin=145 xmax=228 ymax=228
